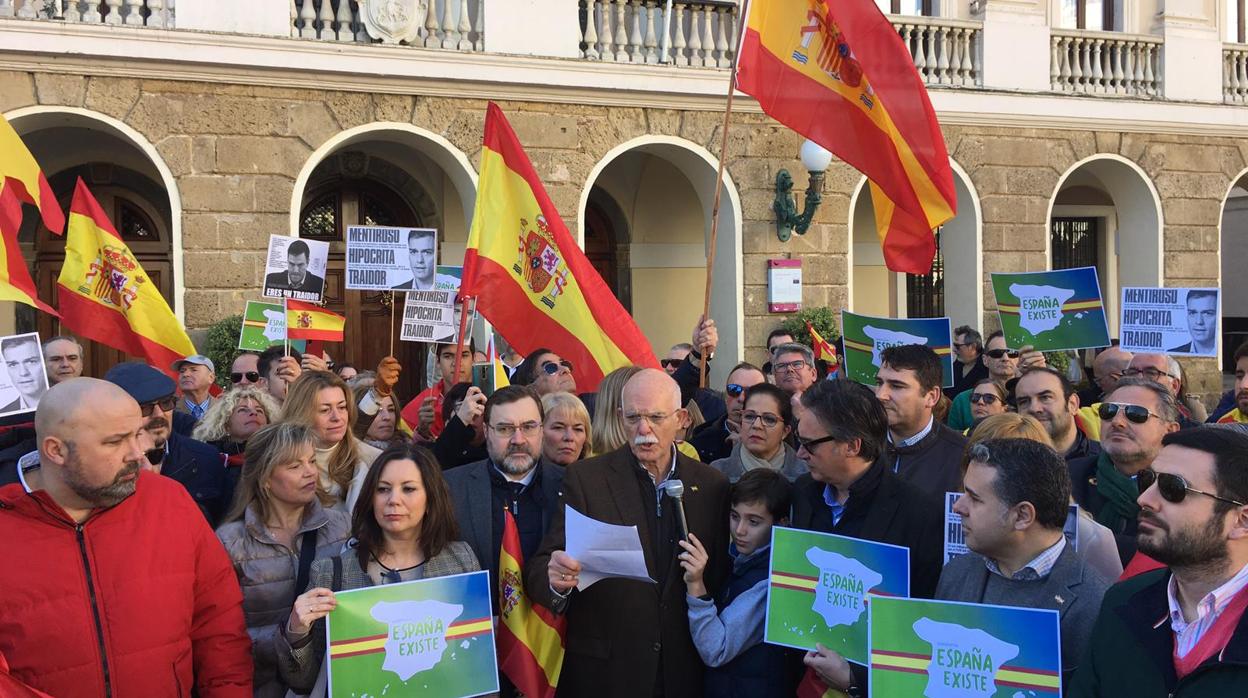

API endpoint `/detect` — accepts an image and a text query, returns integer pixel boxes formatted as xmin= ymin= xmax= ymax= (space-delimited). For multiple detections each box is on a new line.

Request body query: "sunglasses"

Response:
xmin=140 ymin=396 xmax=178 ymax=417
xmin=985 ymin=349 xmax=1020 ymax=359
xmin=796 ymin=434 xmax=837 ymax=452
xmin=230 ymin=371 xmax=261 ymax=384
xmin=725 ymin=383 xmax=746 ymax=398
xmin=541 ymin=360 xmax=574 ymax=376
xmin=969 ymin=393 xmax=1001 ymax=405
xmin=1138 ymin=469 xmax=1247 ymax=507
xmin=659 ymin=359 xmax=682 ymax=369
xmin=1097 ymin=402 xmax=1161 ymax=425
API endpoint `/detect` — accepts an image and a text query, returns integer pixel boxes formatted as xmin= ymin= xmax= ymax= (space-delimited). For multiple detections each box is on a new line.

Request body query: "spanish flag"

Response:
xmin=0 ymin=185 xmax=57 ymax=317
xmin=285 ymin=299 xmax=345 ymax=342
xmin=497 ymin=508 xmax=565 ymax=698
xmin=57 ymin=179 xmax=195 ymax=379
xmin=486 ymin=336 xmax=511 ymax=390
xmin=462 ymin=103 xmax=658 ymax=392
xmin=0 ymin=114 xmax=64 ymax=236
xmin=806 ymin=320 xmax=839 ymax=371
xmin=736 ymin=0 xmax=955 ymax=274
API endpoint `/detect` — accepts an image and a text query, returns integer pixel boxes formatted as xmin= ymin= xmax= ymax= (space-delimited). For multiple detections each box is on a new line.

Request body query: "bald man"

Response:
xmin=527 ymin=369 xmax=731 ymax=698
xmin=0 ymin=378 xmax=251 ymax=697
xmin=1078 ymin=345 xmax=1133 ymax=407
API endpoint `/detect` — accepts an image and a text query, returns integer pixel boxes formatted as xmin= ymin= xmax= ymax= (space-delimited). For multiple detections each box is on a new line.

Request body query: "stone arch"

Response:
xmin=1217 ymin=168 xmax=1248 ymax=370
xmin=847 ymin=159 xmax=982 ymax=328
xmin=4 ymin=105 xmax=184 ymax=319
xmin=1046 ymin=153 xmax=1164 ymax=336
xmin=578 ymin=135 xmax=744 ymax=385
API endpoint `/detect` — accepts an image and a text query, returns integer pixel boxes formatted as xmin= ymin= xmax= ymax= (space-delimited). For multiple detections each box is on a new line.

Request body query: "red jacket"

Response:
xmin=0 ymin=470 xmax=252 ymax=697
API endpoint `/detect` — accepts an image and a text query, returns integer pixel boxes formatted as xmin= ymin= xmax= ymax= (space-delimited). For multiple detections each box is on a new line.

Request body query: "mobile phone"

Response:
xmin=471 ymin=362 xmax=495 ymax=397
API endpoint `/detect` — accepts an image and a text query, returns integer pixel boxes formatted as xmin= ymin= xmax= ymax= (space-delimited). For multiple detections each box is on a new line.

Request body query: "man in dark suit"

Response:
xmin=391 ymin=228 xmax=437 ymax=290
xmin=0 ymin=334 xmax=48 ymax=413
xmin=263 ymin=239 xmax=324 ymax=299
xmin=527 ymin=369 xmax=730 ymax=698
xmin=445 ymin=385 xmax=564 ymax=697
xmin=104 ymin=362 xmax=231 ymax=525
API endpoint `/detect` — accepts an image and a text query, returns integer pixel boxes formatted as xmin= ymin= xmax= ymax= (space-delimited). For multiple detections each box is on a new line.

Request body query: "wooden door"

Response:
xmin=300 ymin=179 xmax=428 ymax=399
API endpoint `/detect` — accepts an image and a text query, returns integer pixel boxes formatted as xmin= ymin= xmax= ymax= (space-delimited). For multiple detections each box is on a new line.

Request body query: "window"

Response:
xmin=1229 ymin=0 xmax=1245 ymax=43
xmin=1050 ymin=218 xmax=1099 ymax=270
xmin=905 ymin=230 xmax=944 ymax=318
xmin=1060 ymin=0 xmax=1114 ymax=31
xmin=875 ymin=0 xmax=935 ymax=16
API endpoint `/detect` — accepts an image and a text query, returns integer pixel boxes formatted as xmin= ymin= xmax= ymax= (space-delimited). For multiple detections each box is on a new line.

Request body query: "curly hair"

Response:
xmin=192 ymin=386 xmax=281 ymax=444
xmin=281 ymin=370 xmax=363 ymax=506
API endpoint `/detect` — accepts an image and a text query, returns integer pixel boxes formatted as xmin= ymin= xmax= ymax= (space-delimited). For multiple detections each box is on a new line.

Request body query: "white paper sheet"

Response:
xmin=564 ymin=505 xmax=656 ymax=591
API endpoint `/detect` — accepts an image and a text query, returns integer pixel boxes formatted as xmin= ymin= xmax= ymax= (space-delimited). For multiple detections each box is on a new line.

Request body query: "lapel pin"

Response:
xmin=690 ymin=485 xmax=699 ymax=493
xmin=1055 ymin=594 xmax=1065 ymax=605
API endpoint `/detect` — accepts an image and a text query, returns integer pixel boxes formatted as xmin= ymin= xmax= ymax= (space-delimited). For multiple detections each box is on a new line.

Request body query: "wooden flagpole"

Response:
xmin=699 ymin=0 xmax=752 ymax=389
xmin=451 ymin=294 xmax=473 ymax=387
xmin=390 ymin=294 xmax=397 ymax=357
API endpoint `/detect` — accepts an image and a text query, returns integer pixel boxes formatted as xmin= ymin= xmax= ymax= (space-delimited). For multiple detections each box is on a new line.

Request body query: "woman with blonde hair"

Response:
xmin=280 ymin=370 xmax=381 ymax=513
xmin=962 ymin=412 xmax=1123 ymax=579
xmin=194 ymin=386 xmax=281 ymax=462
xmin=541 ymin=391 xmax=592 ymax=465
xmin=215 ymin=422 xmax=351 ymax=697
xmin=590 ymin=365 xmax=642 ymax=455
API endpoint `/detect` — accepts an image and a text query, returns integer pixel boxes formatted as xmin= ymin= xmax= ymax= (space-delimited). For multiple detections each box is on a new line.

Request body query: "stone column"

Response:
xmin=1153 ymin=0 xmax=1223 ymax=102
xmin=974 ymin=0 xmax=1051 ymax=92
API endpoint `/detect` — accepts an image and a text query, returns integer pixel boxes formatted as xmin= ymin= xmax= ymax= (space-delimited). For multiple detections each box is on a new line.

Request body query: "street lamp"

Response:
xmin=773 ymin=139 xmax=832 ymax=242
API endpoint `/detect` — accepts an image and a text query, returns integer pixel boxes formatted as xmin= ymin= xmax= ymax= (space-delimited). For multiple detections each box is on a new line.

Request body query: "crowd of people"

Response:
xmin=0 ymin=321 xmax=1246 ymax=697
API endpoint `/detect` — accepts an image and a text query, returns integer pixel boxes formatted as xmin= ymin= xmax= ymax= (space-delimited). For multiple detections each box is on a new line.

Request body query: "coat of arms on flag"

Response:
xmin=514 ymin=215 xmax=570 ymax=309
xmin=82 ymin=244 xmax=143 ymax=310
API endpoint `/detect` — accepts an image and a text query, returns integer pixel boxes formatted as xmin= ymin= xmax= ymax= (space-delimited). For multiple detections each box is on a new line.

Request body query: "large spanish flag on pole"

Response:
xmin=497 ymin=509 xmax=565 ymax=698
xmin=57 ymin=179 xmax=195 ymax=378
xmin=0 ymin=114 xmax=64 ymax=236
xmin=736 ymin=0 xmax=955 ymax=274
xmin=462 ymin=103 xmax=658 ymax=392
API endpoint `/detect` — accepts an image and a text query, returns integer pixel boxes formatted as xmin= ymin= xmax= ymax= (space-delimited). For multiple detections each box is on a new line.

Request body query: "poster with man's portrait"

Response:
xmin=262 ymin=234 xmax=329 ymax=302
xmin=1120 ymin=287 xmax=1220 ymax=358
xmin=389 ymin=228 xmax=455 ymax=291
xmin=0 ymin=332 xmax=49 ymax=418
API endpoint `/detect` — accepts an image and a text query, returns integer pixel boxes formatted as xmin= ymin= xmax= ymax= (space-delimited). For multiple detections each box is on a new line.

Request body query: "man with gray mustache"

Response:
xmin=528 ymin=369 xmax=731 ymax=697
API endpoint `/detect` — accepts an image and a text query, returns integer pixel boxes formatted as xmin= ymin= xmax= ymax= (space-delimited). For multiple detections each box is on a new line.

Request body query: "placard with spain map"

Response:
xmin=991 ymin=267 xmax=1110 ymax=352
xmin=840 ymin=311 xmax=954 ymax=388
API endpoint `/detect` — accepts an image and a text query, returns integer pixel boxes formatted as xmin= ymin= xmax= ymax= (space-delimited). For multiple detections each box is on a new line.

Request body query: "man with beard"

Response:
xmin=1072 ymin=427 xmax=1248 ymax=695
xmin=1014 ymin=367 xmax=1100 ymax=461
xmin=444 ymin=384 xmax=565 ymax=698
xmin=689 ymin=362 xmax=767 ymax=464
xmin=1216 ymin=342 xmax=1248 ymax=425
xmin=0 ymin=378 xmax=251 ymax=696
xmin=104 ymin=362 xmax=231 ymax=525
xmin=528 ymin=369 xmax=730 ymax=697
xmin=1068 ymin=378 xmax=1180 ymax=566
xmin=947 ymin=330 xmax=1045 ymax=431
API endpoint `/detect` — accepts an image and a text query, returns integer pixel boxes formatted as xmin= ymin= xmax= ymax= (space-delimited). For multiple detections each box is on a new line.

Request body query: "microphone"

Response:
xmin=664 ymin=480 xmax=690 ymax=541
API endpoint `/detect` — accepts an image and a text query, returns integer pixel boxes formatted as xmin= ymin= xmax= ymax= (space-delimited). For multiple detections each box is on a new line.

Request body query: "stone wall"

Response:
xmin=0 ymin=69 xmax=1236 ymax=401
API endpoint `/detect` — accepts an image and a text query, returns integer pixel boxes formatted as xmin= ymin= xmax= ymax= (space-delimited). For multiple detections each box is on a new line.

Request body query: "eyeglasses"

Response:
xmin=773 ymin=360 xmax=811 ymax=374
xmin=660 ymin=359 xmax=682 ymax=369
xmin=488 ymin=421 xmax=542 ymax=438
xmin=1138 ymin=469 xmax=1247 ymax=507
xmin=230 ymin=371 xmax=260 ymax=384
xmin=969 ymin=393 xmax=1001 ymax=405
xmin=741 ymin=412 xmax=782 ymax=429
xmin=1097 ymin=402 xmax=1162 ymax=425
xmin=140 ymin=396 xmax=178 ymax=417
xmin=622 ymin=412 xmax=674 ymax=427
xmin=725 ymin=383 xmax=746 ymax=398
xmin=796 ymin=434 xmax=837 ymax=452
xmin=1122 ymin=367 xmax=1176 ymax=381
xmin=541 ymin=360 xmax=573 ymax=376
xmin=985 ymin=349 xmax=1020 ymax=360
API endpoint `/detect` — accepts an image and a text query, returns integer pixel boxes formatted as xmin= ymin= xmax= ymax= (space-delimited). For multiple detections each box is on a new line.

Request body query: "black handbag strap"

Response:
xmin=331 ymin=555 xmax=343 ymax=592
xmin=291 ymin=531 xmax=319 ymax=605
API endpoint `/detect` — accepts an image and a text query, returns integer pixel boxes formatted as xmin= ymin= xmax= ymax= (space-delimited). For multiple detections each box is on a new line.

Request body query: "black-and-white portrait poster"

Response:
xmin=1120 ymin=287 xmax=1220 ymax=357
xmin=0 ymin=332 xmax=48 ymax=417
xmin=262 ymin=234 xmax=329 ymax=302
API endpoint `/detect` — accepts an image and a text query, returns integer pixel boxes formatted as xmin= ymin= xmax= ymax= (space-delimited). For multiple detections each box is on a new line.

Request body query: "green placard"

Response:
xmin=991 ymin=267 xmax=1110 ymax=351
xmin=840 ymin=311 xmax=954 ymax=388
xmin=326 ymin=570 xmax=498 ymax=698
xmin=238 ymin=300 xmax=287 ymax=351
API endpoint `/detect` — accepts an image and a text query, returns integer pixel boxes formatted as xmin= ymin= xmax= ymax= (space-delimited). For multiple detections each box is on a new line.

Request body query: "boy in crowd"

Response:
xmin=678 ymin=468 xmax=799 ymax=698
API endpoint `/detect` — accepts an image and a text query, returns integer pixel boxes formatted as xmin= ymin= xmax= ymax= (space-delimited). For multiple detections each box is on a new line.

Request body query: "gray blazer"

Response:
xmin=709 ymin=443 xmax=807 ymax=483
xmin=935 ymin=542 xmax=1112 ymax=685
xmin=443 ymin=458 xmax=565 ymax=573
xmin=274 ymin=540 xmax=479 ymax=696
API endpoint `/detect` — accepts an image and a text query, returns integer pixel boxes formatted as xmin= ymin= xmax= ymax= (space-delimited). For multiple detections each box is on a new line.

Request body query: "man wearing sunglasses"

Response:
xmin=1069 ymin=378 xmax=1180 ymax=566
xmin=104 ymin=362 xmax=230 ymax=526
xmin=1072 ymin=427 xmax=1248 ymax=696
xmin=661 ymin=341 xmax=729 ymax=430
xmin=945 ymin=325 xmax=987 ymax=400
xmin=793 ymin=379 xmax=942 ymax=696
xmin=947 ymin=330 xmax=1046 ymax=431
xmin=228 ymin=351 xmax=262 ymax=389
xmin=689 ymin=362 xmax=766 ymax=464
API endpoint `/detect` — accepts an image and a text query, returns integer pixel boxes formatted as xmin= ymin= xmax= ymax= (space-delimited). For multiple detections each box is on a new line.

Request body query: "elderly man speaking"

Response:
xmin=527 ymin=368 xmax=730 ymax=697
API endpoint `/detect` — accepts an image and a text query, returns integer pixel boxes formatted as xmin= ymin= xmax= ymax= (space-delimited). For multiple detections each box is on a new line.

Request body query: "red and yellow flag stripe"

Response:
xmin=997 ymin=298 xmax=1103 ymax=316
xmin=0 ymin=114 xmax=64 ymax=235
xmin=285 ymin=299 xmax=345 ymax=342
xmin=870 ymin=649 xmax=1061 ymax=691
xmin=497 ymin=509 xmax=565 ymax=698
xmin=327 ymin=617 xmax=493 ymax=660
xmin=0 ymin=186 xmax=57 ymax=316
xmin=462 ymin=103 xmax=658 ymax=392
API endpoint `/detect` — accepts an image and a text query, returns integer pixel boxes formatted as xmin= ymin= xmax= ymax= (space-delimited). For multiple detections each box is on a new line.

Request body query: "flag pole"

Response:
xmin=699 ymin=0 xmax=751 ymax=389
xmin=451 ymin=294 xmax=473 ymax=388
xmin=390 ymin=294 xmax=397 ymax=357
xmin=283 ymin=297 xmax=289 ymax=358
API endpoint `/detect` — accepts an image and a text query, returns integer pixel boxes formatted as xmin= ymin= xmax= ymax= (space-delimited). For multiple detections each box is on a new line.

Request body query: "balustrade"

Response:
xmin=1 ymin=0 xmax=173 ymax=27
xmin=1051 ymin=30 xmax=1161 ymax=97
xmin=579 ymin=0 xmax=738 ymax=69
xmin=288 ymin=0 xmax=483 ymax=48
xmin=1224 ymin=44 xmax=1248 ymax=104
